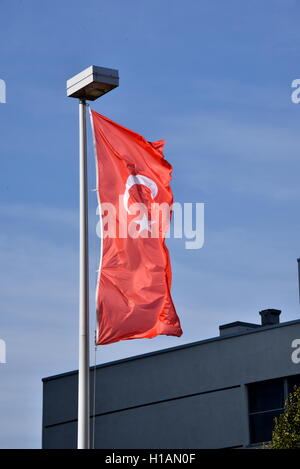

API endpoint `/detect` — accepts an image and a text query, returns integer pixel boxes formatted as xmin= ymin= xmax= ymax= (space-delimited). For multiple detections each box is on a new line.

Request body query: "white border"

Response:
xmin=88 ymin=107 xmax=103 ymax=345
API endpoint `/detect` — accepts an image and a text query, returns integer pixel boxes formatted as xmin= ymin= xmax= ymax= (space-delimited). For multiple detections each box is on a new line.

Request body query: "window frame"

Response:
xmin=247 ymin=374 xmax=300 ymax=446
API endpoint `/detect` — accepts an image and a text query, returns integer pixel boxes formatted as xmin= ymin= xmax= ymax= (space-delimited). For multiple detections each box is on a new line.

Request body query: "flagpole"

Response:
xmin=78 ymin=98 xmax=90 ymax=449
xmin=66 ymin=66 xmax=119 ymax=451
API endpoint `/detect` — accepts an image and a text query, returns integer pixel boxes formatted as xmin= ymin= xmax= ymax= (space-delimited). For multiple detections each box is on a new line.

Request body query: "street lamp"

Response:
xmin=67 ymin=65 xmax=119 ymax=100
xmin=67 ymin=65 xmax=119 ymax=450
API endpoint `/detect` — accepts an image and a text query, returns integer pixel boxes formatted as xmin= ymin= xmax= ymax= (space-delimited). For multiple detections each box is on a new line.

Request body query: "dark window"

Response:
xmin=248 ymin=378 xmax=284 ymax=444
xmin=248 ymin=378 xmax=284 ymax=413
xmin=288 ymin=374 xmax=300 ymax=394
xmin=249 ymin=410 xmax=283 ymax=444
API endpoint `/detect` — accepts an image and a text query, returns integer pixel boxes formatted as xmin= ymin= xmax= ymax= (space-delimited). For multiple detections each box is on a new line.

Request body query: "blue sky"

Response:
xmin=1 ymin=0 xmax=300 ymax=448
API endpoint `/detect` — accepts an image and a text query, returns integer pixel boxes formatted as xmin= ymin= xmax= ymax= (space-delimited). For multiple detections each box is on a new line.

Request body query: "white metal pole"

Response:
xmin=78 ymin=99 xmax=90 ymax=449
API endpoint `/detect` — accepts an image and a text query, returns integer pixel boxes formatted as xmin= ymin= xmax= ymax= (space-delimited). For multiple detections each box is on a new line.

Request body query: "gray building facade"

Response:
xmin=42 ymin=310 xmax=300 ymax=449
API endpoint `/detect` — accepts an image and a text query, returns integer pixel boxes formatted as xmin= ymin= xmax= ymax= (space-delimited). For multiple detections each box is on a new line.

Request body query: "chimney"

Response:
xmin=259 ymin=309 xmax=281 ymax=327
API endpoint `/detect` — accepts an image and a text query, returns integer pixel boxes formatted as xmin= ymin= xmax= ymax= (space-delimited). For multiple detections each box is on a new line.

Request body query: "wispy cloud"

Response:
xmin=163 ymin=109 xmax=300 ymax=203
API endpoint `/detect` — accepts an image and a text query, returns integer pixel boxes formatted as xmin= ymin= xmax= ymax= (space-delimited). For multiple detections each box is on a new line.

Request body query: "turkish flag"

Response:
xmin=90 ymin=110 xmax=182 ymax=345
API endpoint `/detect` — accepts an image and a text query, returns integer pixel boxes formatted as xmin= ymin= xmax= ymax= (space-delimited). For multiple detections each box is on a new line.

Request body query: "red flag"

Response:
xmin=90 ymin=110 xmax=182 ymax=345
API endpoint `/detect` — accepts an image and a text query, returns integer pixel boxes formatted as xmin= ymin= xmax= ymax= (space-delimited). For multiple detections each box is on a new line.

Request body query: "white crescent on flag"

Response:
xmin=123 ymin=174 xmax=158 ymax=214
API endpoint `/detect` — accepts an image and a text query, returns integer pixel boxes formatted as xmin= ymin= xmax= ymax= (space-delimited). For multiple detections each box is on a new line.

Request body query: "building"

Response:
xmin=42 ymin=309 xmax=300 ymax=449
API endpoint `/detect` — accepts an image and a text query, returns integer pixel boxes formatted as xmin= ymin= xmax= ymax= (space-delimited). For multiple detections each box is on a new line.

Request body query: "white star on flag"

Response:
xmin=134 ymin=214 xmax=155 ymax=233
